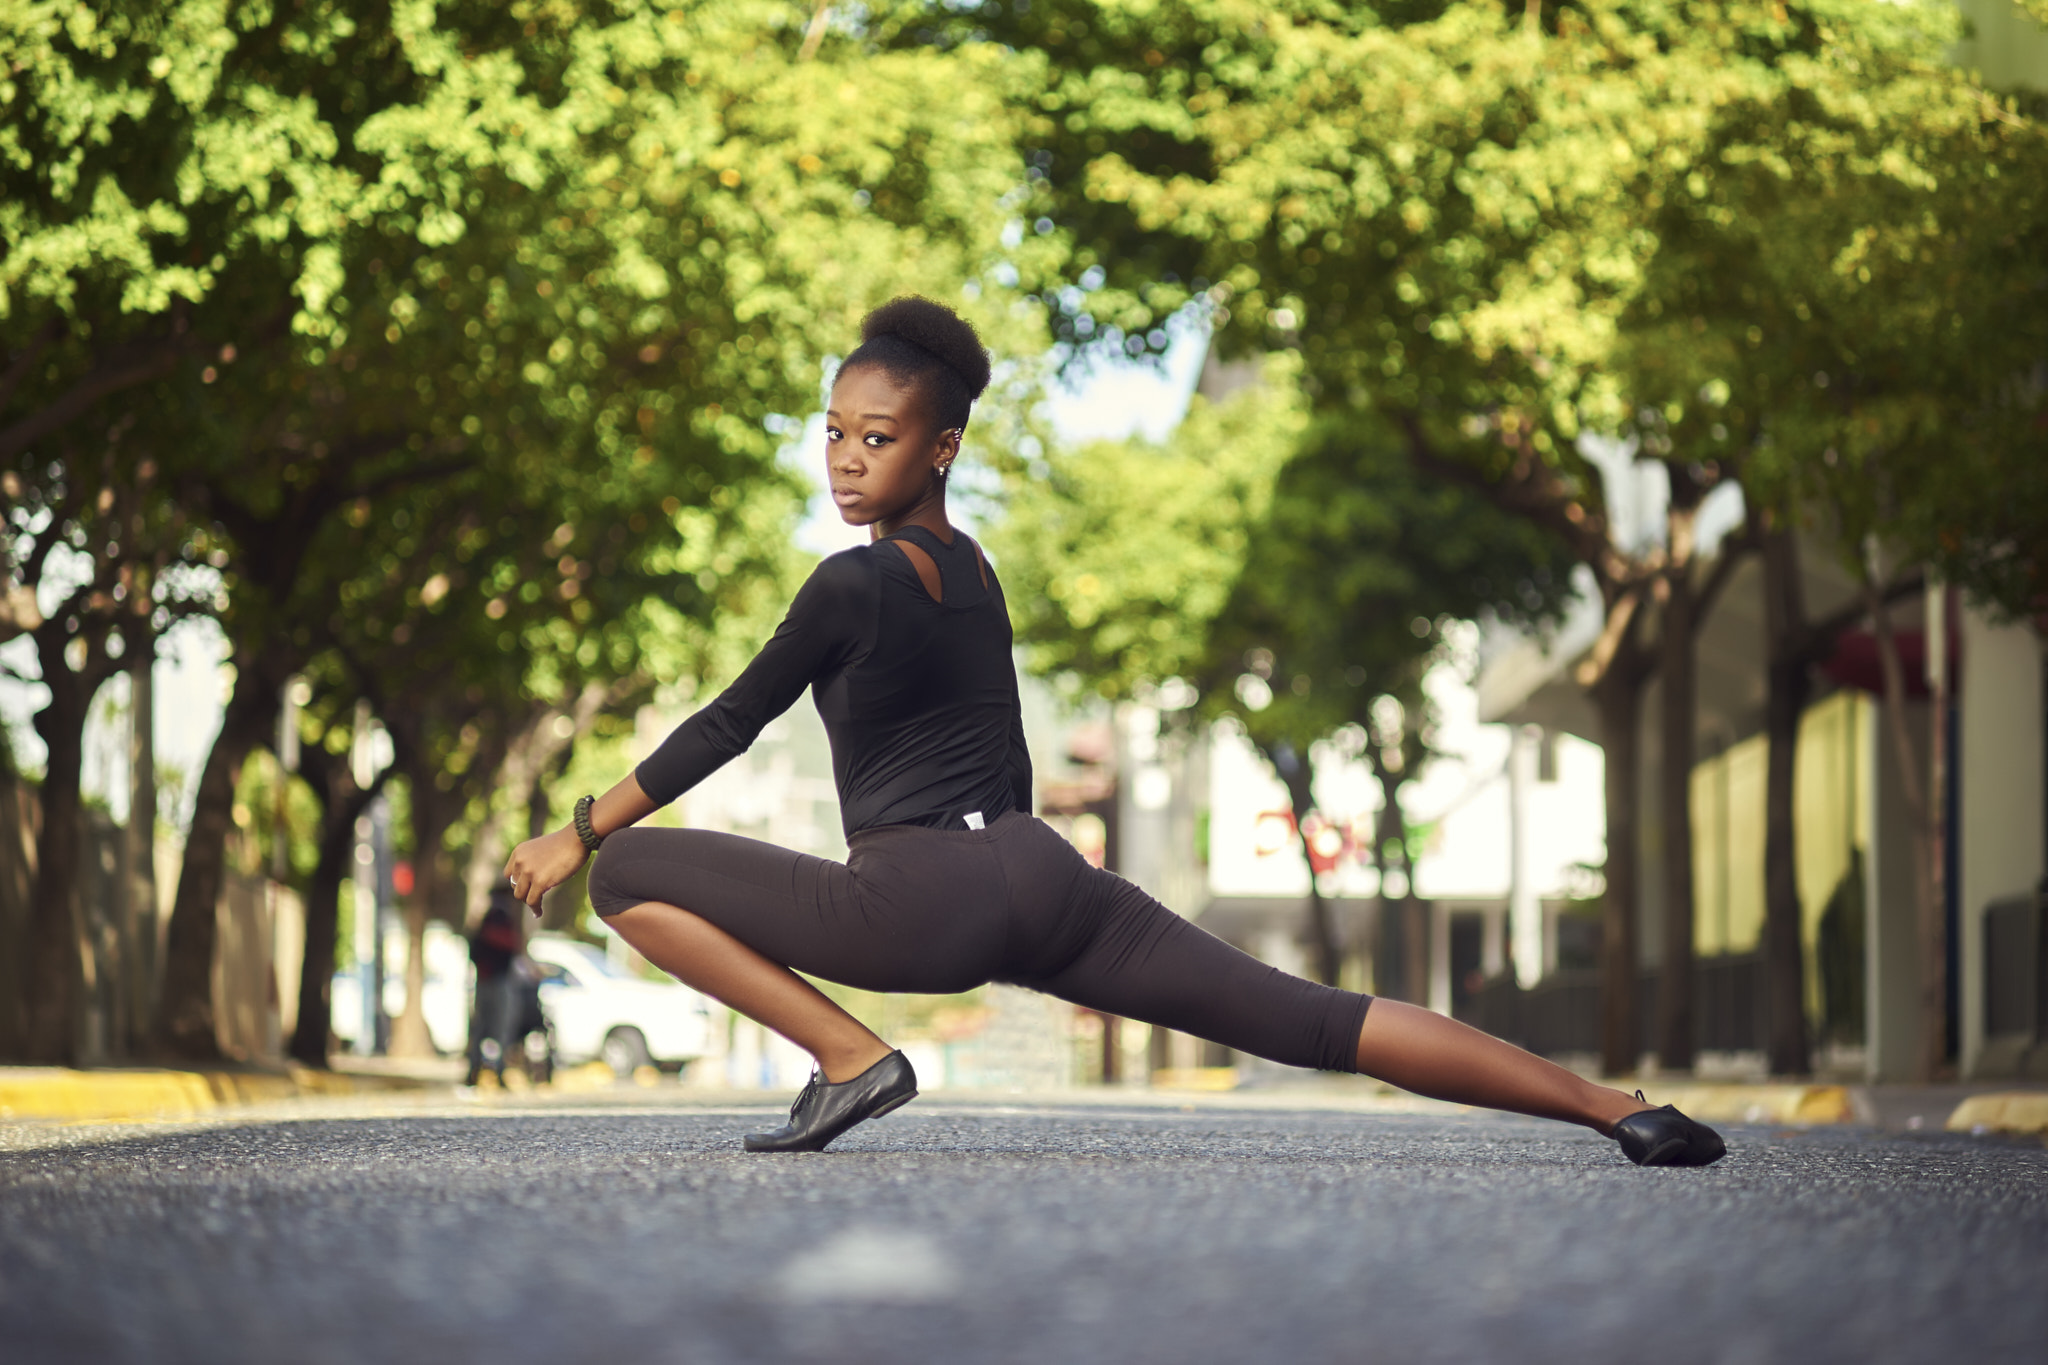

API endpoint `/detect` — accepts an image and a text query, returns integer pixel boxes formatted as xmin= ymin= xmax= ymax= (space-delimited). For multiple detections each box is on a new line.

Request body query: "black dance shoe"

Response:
xmin=1612 ymin=1091 xmax=1728 ymax=1166
xmin=743 ymin=1051 xmax=919 ymax=1153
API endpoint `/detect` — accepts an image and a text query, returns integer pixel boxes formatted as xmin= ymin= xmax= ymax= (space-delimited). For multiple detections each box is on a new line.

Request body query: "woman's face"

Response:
xmin=824 ymin=364 xmax=958 ymax=531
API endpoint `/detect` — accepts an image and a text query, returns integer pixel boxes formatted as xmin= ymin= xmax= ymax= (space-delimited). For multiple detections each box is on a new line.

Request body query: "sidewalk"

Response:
xmin=3 ymin=1061 xmax=2043 ymax=1134
xmin=0 ymin=1062 xmax=441 ymax=1123
xmin=1140 ymin=1072 xmax=2048 ymax=1134
xmin=1632 ymin=1080 xmax=2048 ymax=1134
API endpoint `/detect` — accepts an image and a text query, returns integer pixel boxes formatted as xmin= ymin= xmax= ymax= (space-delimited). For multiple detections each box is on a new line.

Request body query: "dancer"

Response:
xmin=503 ymin=297 xmax=1724 ymax=1167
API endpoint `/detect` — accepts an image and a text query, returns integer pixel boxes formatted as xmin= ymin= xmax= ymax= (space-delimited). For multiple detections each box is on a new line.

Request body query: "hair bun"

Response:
xmin=860 ymin=297 xmax=991 ymax=401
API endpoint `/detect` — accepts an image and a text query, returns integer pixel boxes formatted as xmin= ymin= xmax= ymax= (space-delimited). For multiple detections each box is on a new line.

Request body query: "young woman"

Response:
xmin=503 ymin=297 xmax=1725 ymax=1166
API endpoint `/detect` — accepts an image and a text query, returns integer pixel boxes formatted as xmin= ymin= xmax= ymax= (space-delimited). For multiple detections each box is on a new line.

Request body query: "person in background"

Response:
xmin=463 ymin=893 xmax=522 ymax=1087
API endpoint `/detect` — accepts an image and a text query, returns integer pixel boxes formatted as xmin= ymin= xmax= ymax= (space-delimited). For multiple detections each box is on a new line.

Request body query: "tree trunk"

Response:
xmin=1593 ymin=644 xmax=1646 ymax=1077
xmin=287 ymin=736 xmax=386 ymax=1068
xmin=290 ymin=807 xmax=353 ymax=1068
xmin=24 ymin=662 xmax=92 ymax=1064
xmin=389 ymin=768 xmax=457 ymax=1059
xmin=126 ymin=633 xmax=160 ymax=1057
xmin=154 ymin=656 xmax=279 ymax=1060
xmin=391 ymin=899 xmax=435 ymax=1057
xmin=458 ymin=684 xmax=606 ymax=927
xmin=1759 ymin=527 xmax=1812 ymax=1076
xmin=1404 ymin=898 xmax=1428 ymax=1007
xmin=1657 ymin=574 xmax=1698 ymax=1071
xmin=1368 ymin=758 xmax=1422 ymax=1002
xmin=1864 ymin=567 xmax=1948 ymax=1082
xmin=1656 ymin=477 xmax=1704 ymax=1074
xmin=1268 ymin=740 xmax=1341 ymax=986
xmin=1302 ymin=881 xmax=1340 ymax=986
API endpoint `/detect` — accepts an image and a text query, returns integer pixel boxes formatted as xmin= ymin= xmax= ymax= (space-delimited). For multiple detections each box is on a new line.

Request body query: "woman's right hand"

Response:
xmin=503 ymin=827 xmax=591 ymax=916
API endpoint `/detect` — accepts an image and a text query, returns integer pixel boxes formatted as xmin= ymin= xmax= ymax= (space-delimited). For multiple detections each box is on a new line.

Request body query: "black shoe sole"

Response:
xmin=869 ymin=1090 xmax=917 ymax=1120
xmin=742 ymin=1079 xmax=919 ymax=1152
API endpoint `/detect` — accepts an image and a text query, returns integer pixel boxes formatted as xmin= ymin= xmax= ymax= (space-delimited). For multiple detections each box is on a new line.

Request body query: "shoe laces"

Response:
xmin=787 ymin=1069 xmax=822 ymax=1123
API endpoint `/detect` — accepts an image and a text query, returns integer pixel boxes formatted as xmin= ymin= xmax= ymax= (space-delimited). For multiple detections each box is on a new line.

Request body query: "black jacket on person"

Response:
xmin=469 ymin=902 xmax=520 ymax=982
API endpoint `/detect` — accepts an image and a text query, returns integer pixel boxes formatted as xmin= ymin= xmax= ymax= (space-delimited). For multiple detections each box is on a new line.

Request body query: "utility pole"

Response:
xmin=349 ymin=702 xmax=392 ymax=1057
xmin=1509 ymin=724 xmax=1544 ymax=988
xmin=269 ymin=678 xmax=303 ymax=1057
xmin=125 ymin=627 xmax=157 ymax=1056
xmin=274 ymin=679 xmax=301 ymax=881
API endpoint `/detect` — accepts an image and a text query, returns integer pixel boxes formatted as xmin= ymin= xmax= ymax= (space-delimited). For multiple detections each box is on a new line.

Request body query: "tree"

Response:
xmin=59 ymin=1 xmax=1057 ymax=1059
xmin=0 ymin=0 xmax=365 ymax=1062
xmin=966 ymin=0 xmax=1709 ymax=1066
xmin=968 ymin=0 xmax=2040 ymax=1074
xmin=994 ymin=360 xmax=1576 ymax=987
xmin=992 ymin=358 xmax=1304 ymax=698
xmin=1607 ymin=1 xmax=2048 ymax=1077
xmin=1195 ymin=415 xmax=1578 ymax=988
xmin=0 ymin=445 xmax=209 ymax=1061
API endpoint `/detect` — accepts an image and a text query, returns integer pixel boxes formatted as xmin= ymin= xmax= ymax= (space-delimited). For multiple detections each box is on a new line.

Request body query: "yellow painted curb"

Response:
xmin=0 ymin=1066 xmax=426 ymax=1123
xmin=1945 ymin=1091 xmax=2048 ymax=1135
xmin=550 ymin=1061 xmax=618 ymax=1094
xmin=1150 ymin=1067 xmax=1241 ymax=1093
xmin=1635 ymin=1084 xmax=1854 ymax=1126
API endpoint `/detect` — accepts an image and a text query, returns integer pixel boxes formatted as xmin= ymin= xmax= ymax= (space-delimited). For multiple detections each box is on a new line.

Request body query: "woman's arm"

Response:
xmin=500 ymin=549 xmax=876 ymax=915
xmin=634 ymin=550 xmax=873 ymax=804
xmin=502 ymin=772 xmax=659 ymax=915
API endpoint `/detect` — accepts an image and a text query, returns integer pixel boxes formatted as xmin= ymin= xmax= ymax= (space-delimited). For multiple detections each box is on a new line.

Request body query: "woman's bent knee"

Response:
xmin=587 ymin=828 xmax=658 ymax=918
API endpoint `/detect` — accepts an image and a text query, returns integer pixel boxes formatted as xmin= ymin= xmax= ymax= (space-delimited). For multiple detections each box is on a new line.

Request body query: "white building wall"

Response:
xmin=1205 ymin=647 xmax=1608 ymax=918
xmin=1865 ymin=698 xmax=1931 ymax=1083
xmin=1958 ymin=607 xmax=2046 ymax=1077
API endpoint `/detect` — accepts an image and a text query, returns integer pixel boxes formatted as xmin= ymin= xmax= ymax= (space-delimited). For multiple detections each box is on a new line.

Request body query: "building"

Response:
xmin=1472 ymin=460 xmax=2046 ymax=1081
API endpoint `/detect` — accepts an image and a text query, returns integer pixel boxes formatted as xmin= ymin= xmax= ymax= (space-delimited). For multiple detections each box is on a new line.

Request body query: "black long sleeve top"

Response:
xmin=636 ymin=525 xmax=1032 ymax=837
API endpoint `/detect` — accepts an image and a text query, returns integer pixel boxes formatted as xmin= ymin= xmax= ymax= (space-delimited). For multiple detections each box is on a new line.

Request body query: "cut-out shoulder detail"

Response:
xmin=886 ymin=537 xmax=944 ymax=603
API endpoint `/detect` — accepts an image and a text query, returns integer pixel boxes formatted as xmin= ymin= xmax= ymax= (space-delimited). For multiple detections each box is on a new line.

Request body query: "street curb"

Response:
xmin=1944 ymin=1091 xmax=2048 ymax=1135
xmin=1634 ymin=1083 xmax=1854 ymax=1126
xmin=0 ymin=1066 xmax=431 ymax=1123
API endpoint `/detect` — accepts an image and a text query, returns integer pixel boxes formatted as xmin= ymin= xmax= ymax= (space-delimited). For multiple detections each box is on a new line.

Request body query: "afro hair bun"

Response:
xmin=860 ymin=296 xmax=992 ymax=400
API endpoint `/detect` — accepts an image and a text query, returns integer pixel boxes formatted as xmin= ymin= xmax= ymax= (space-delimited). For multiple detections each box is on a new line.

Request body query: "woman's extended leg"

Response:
xmin=1013 ymin=830 xmax=1654 ymax=1134
xmin=1355 ymin=999 xmax=1652 ymax=1135
xmin=605 ymin=900 xmax=894 ymax=1083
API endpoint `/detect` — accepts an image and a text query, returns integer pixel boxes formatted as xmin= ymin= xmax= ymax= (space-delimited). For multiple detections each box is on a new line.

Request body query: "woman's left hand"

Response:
xmin=503 ymin=828 xmax=591 ymax=916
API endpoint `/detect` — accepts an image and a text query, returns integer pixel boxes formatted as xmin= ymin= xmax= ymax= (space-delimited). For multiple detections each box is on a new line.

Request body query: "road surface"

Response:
xmin=3 ymin=1090 xmax=2043 ymax=1364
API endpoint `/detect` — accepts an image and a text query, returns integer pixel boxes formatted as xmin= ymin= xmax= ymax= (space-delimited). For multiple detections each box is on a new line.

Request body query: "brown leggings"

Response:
xmin=589 ymin=810 xmax=1372 ymax=1074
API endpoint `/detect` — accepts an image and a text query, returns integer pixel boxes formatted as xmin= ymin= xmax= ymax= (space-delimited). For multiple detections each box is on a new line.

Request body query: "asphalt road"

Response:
xmin=3 ymin=1093 xmax=2044 ymax=1365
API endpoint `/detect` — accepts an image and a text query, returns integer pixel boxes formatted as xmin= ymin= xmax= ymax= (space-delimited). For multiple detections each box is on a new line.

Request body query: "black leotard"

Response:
xmin=636 ymin=525 xmax=1030 ymax=837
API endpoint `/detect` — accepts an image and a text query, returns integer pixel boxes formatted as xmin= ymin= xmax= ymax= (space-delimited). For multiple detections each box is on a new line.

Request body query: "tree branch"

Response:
xmin=0 ymin=338 xmax=191 ymax=464
xmin=1574 ymin=582 xmax=1645 ymax=688
xmin=1691 ymin=526 xmax=1757 ymax=632
xmin=0 ymin=318 xmax=65 ymax=421
xmin=798 ymin=0 xmax=832 ymax=60
xmin=1397 ymin=414 xmax=1630 ymax=588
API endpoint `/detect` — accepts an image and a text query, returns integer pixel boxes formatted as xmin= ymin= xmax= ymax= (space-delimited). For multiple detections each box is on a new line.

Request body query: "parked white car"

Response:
xmin=525 ymin=933 xmax=715 ymax=1073
xmin=331 ymin=926 xmax=714 ymax=1075
xmin=330 ymin=922 xmax=471 ymax=1054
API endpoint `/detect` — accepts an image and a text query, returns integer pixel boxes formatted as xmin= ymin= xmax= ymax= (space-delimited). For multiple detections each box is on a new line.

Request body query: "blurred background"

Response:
xmin=3 ymin=0 xmax=2045 ymax=1097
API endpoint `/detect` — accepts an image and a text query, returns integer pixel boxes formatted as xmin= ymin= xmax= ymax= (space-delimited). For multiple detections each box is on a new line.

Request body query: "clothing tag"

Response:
xmin=963 ymin=811 xmax=985 ymax=830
